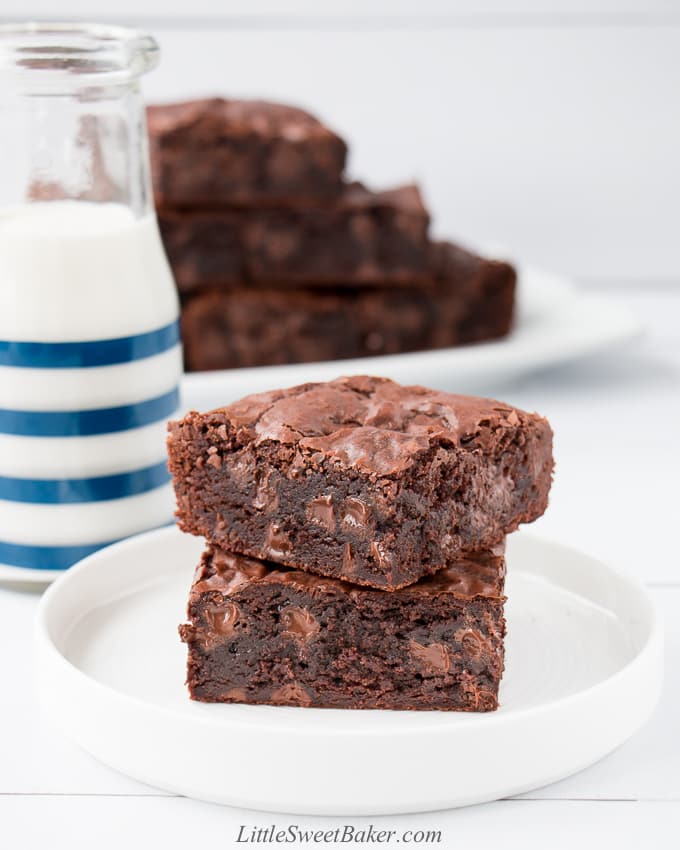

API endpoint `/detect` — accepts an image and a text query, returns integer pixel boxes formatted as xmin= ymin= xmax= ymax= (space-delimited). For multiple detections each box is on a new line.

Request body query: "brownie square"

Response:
xmin=179 ymin=545 xmax=506 ymax=711
xmin=147 ymin=98 xmax=347 ymax=207
xmin=179 ymin=285 xmax=449 ymax=371
xmin=178 ymin=241 xmax=516 ymax=372
xmin=167 ymin=376 xmax=553 ymax=589
xmin=157 ymin=183 xmax=431 ymax=291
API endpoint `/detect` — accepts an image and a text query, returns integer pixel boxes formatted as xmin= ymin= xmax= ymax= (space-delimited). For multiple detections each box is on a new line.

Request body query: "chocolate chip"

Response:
xmin=342 ymin=542 xmax=354 ymax=574
xmin=410 ymin=640 xmax=451 ymax=674
xmin=222 ymin=686 xmax=247 ymax=701
xmin=254 ymin=472 xmax=279 ymax=511
xmin=370 ymin=540 xmax=390 ymax=568
xmin=460 ymin=629 xmax=484 ymax=659
xmin=342 ymin=497 xmax=370 ymax=528
xmin=281 ymin=606 xmax=320 ymax=641
xmin=265 ymin=523 xmax=292 ymax=558
xmin=270 ymin=682 xmax=312 ymax=706
xmin=307 ymin=494 xmax=335 ymax=530
xmin=205 ymin=601 xmax=240 ymax=636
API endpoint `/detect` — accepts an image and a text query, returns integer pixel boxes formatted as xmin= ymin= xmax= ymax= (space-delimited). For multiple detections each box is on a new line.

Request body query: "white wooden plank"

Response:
xmin=0 ymin=588 xmax=166 ymax=797
xmin=2 ymin=796 xmax=679 ymax=850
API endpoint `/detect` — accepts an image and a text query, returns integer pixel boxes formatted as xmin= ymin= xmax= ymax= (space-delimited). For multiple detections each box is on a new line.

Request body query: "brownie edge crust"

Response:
xmin=179 ymin=546 xmax=506 ymax=712
xmin=167 ymin=375 xmax=553 ymax=590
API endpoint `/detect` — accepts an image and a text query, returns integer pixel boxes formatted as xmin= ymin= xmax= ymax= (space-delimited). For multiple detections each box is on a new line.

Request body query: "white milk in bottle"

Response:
xmin=0 ymin=25 xmax=181 ymax=580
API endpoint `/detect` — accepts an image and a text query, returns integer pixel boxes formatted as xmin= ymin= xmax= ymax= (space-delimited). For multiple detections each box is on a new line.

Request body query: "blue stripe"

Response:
xmin=0 ymin=320 xmax=180 ymax=369
xmin=0 ymin=525 xmax=174 ymax=570
xmin=0 ymin=538 xmax=121 ymax=570
xmin=0 ymin=460 xmax=170 ymax=504
xmin=0 ymin=387 xmax=179 ymax=437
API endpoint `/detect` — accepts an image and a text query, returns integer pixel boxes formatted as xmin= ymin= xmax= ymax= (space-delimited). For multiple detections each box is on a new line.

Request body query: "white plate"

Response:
xmin=180 ymin=266 xmax=642 ymax=411
xmin=35 ymin=526 xmax=662 ymax=815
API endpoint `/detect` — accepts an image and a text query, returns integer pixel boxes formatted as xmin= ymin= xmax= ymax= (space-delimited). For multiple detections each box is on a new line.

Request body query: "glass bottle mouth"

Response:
xmin=0 ymin=22 xmax=159 ymax=90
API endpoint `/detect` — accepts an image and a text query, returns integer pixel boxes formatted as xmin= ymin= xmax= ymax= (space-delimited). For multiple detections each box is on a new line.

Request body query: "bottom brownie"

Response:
xmin=179 ymin=546 xmax=506 ymax=711
xmin=179 ymin=241 xmax=515 ymax=371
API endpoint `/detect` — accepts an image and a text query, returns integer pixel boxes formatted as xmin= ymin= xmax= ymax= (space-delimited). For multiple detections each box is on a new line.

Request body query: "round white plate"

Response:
xmin=180 ymin=266 xmax=642 ymax=411
xmin=35 ymin=526 xmax=662 ymax=815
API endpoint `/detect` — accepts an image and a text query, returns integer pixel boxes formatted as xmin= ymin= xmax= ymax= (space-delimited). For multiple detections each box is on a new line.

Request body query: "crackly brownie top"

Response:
xmin=147 ymin=97 xmax=344 ymax=144
xmin=173 ymin=375 xmax=551 ymax=477
xmin=191 ymin=545 xmax=505 ymax=603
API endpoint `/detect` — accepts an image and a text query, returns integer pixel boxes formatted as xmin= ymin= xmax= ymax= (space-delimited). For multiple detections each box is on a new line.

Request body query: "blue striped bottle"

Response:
xmin=0 ymin=25 xmax=181 ymax=579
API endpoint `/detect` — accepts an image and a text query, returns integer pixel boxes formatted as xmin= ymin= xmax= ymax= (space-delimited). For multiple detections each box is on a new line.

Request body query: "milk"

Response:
xmin=0 ymin=201 xmax=182 ymax=576
xmin=0 ymin=201 xmax=178 ymax=340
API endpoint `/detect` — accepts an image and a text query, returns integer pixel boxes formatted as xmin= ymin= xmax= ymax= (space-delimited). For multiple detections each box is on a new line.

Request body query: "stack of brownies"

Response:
xmin=148 ymin=98 xmax=517 ymax=372
xmin=171 ymin=375 xmax=553 ymax=711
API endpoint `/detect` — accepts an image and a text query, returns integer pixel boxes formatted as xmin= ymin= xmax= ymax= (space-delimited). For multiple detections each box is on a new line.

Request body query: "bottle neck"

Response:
xmin=0 ymin=81 xmax=154 ymax=218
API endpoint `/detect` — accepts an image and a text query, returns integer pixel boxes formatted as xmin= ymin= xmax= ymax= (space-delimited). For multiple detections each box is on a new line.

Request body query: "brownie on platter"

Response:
xmin=157 ymin=183 xmax=431 ymax=291
xmin=147 ymin=98 xmax=347 ymax=207
xmin=178 ymin=241 xmax=516 ymax=371
xmin=179 ymin=545 xmax=506 ymax=711
xmin=167 ymin=376 xmax=553 ymax=590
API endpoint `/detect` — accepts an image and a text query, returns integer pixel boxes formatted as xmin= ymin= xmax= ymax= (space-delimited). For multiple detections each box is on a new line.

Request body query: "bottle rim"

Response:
xmin=0 ymin=22 xmax=160 ymax=89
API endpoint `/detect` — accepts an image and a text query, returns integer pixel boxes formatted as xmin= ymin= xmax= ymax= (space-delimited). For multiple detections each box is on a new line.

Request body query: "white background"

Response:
xmin=1 ymin=0 xmax=679 ymax=282
xmin=0 ymin=2 xmax=679 ymax=848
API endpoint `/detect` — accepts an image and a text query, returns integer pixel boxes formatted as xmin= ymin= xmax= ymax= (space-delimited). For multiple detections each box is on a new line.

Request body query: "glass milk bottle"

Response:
xmin=0 ymin=24 xmax=181 ymax=580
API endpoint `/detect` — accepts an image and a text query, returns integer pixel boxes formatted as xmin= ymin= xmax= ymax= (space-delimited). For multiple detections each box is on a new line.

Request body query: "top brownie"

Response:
xmin=147 ymin=98 xmax=347 ymax=207
xmin=167 ymin=376 xmax=553 ymax=589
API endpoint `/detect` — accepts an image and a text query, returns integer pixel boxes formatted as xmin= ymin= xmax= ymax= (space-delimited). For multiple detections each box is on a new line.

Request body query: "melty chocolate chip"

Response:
xmin=254 ymin=472 xmax=279 ymax=511
xmin=281 ymin=606 xmax=320 ymax=641
xmin=342 ymin=542 xmax=355 ymax=574
xmin=270 ymin=682 xmax=312 ymax=706
xmin=307 ymin=494 xmax=335 ymax=530
xmin=222 ymin=686 xmax=247 ymax=701
xmin=205 ymin=601 xmax=241 ymax=636
xmin=342 ymin=496 xmax=370 ymax=528
xmin=410 ymin=640 xmax=451 ymax=674
xmin=265 ymin=522 xmax=292 ymax=558
xmin=458 ymin=628 xmax=488 ymax=660
xmin=369 ymin=539 xmax=391 ymax=568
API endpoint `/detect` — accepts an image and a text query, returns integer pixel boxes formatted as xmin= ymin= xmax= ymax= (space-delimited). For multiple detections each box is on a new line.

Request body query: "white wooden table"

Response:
xmin=1 ymin=285 xmax=678 ymax=849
